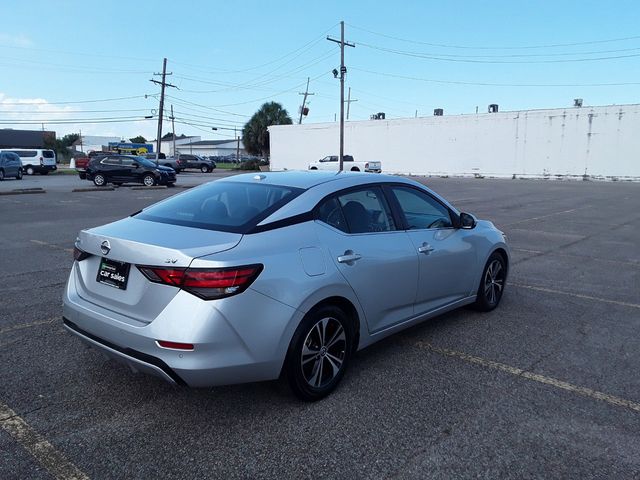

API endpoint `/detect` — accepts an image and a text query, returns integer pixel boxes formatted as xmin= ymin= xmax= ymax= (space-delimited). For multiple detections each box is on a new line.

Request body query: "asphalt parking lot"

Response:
xmin=1 ymin=173 xmax=639 ymax=479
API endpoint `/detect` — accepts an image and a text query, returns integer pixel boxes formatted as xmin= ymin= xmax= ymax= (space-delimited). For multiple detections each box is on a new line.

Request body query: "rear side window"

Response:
xmin=317 ymin=197 xmax=348 ymax=233
xmin=135 ymin=181 xmax=303 ymax=233
xmin=42 ymin=150 xmax=55 ymax=158
xmin=12 ymin=150 xmax=37 ymax=157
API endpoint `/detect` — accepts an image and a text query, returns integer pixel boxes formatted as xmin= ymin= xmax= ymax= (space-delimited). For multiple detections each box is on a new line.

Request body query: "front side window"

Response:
xmin=391 ymin=186 xmax=453 ymax=230
xmin=135 ymin=181 xmax=303 ymax=233
xmin=327 ymin=187 xmax=396 ymax=234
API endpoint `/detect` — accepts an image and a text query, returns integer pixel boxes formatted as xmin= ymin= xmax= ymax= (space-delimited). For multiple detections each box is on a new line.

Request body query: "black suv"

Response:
xmin=177 ymin=154 xmax=216 ymax=173
xmin=85 ymin=155 xmax=176 ymax=187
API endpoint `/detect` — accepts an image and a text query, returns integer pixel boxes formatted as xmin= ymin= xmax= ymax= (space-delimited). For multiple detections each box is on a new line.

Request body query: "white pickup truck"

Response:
xmin=308 ymin=155 xmax=382 ymax=173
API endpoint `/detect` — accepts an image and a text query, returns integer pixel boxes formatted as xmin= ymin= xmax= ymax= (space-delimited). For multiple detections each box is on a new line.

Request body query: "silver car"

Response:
xmin=63 ymin=171 xmax=509 ymax=400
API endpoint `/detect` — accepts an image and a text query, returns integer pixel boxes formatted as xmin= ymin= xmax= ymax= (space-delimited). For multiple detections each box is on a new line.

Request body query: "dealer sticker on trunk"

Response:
xmin=97 ymin=257 xmax=131 ymax=290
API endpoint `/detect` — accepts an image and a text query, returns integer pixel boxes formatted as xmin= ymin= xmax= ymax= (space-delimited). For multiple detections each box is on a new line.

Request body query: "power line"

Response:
xmin=347 ymin=22 xmax=640 ymax=50
xmin=358 ymin=41 xmax=640 ymax=63
xmin=350 ymin=66 xmax=640 ymax=87
xmin=0 ymin=95 xmax=150 ymax=105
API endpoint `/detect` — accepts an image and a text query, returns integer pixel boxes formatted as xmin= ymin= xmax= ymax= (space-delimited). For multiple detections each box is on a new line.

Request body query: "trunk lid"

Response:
xmin=73 ymin=217 xmax=241 ymax=323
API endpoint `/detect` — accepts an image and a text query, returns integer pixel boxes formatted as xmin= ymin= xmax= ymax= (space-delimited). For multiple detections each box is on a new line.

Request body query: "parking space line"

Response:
xmin=0 ymin=318 xmax=56 ymax=336
xmin=511 ymin=283 xmax=640 ymax=309
xmin=416 ymin=342 xmax=640 ymax=414
xmin=30 ymin=240 xmax=73 ymax=254
xmin=504 ymin=207 xmax=585 ymax=226
xmin=0 ymin=402 xmax=89 ymax=480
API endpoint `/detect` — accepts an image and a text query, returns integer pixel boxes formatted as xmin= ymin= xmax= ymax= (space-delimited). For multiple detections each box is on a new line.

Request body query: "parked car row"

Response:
xmin=0 ymin=148 xmax=57 ymax=175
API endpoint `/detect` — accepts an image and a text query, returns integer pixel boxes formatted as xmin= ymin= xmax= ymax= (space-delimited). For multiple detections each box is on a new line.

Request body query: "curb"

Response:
xmin=72 ymin=187 xmax=115 ymax=192
xmin=131 ymin=186 xmax=168 ymax=190
xmin=0 ymin=188 xmax=46 ymax=196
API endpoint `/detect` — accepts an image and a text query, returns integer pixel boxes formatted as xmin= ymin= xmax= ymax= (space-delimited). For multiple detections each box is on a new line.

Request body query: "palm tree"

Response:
xmin=242 ymin=102 xmax=292 ymax=159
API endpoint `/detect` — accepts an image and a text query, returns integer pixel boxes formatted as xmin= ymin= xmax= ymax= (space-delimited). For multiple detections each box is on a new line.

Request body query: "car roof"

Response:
xmin=223 ymin=170 xmax=407 ymax=190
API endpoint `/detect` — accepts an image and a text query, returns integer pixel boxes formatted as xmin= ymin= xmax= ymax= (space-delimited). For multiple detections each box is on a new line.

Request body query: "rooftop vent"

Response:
xmin=574 ymin=98 xmax=583 ymax=107
xmin=488 ymin=104 xmax=499 ymax=113
xmin=434 ymin=108 xmax=444 ymax=116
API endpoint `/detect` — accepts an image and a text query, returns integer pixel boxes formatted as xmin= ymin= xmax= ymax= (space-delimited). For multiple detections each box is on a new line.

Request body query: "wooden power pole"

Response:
xmin=327 ymin=21 xmax=355 ymax=171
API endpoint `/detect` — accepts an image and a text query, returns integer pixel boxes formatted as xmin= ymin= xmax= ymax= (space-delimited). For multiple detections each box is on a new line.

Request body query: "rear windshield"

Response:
xmin=43 ymin=150 xmax=55 ymax=158
xmin=135 ymin=181 xmax=304 ymax=233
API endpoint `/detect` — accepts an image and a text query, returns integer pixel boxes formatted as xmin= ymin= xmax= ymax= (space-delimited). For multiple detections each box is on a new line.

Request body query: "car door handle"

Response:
xmin=417 ymin=243 xmax=434 ymax=254
xmin=337 ymin=251 xmax=362 ymax=264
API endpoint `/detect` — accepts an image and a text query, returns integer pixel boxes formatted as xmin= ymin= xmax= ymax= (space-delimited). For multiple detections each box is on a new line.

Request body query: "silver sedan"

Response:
xmin=63 ymin=171 xmax=509 ymax=400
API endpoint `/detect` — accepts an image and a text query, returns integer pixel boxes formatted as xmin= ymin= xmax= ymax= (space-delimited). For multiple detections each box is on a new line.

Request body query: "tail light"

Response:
xmin=365 ymin=163 xmax=369 ymax=169
xmin=73 ymin=245 xmax=91 ymax=261
xmin=40 ymin=157 xmax=44 ymax=165
xmin=138 ymin=264 xmax=263 ymax=300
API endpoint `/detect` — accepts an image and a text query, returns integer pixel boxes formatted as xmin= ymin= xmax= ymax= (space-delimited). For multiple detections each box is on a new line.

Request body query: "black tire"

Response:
xmin=167 ymin=182 xmax=175 ymax=188
xmin=16 ymin=168 xmax=23 ymax=180
xmin=93 ymin=174 xmax=107 ymax=187
xmin=200 ymin=164 xmax=209 ymax=173
xmin=0 ymin=169 xmax=4 ymax=181
xmin=350 ymin=167 xmax=360 ymax=172
xmin=473 ymin=252 xmax=507 ymax=311
xmin=310 ymin=167 xmax=318 ymax=170
xmin=285 ymin=305 xmax=353 ymax=401
xmin=142 ymin=174 xmax=156 ymax=187
xmin=175 ymin=168 xmax=181 ymax=174
xmin=26 ymin=166 xmax=35 ymax=175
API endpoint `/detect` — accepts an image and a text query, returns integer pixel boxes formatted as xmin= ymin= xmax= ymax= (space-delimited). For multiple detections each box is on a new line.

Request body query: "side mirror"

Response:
xmin=132 ymin=162 xmax=139 ymax=168
xmin=460 ymin=212 xmax=476 ymax=229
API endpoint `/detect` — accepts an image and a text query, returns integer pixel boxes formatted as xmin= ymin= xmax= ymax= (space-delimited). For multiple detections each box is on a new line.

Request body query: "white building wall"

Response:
xmin=269 ymin=104 xmax=640 ymax=179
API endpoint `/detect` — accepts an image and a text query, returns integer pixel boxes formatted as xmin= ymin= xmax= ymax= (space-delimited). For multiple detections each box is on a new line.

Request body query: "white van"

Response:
xmin=0 ymin=148 xmax=57 ymax=175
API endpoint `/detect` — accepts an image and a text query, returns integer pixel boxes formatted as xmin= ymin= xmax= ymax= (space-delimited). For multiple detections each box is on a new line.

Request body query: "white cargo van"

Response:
xmin=0 ymin=148 xmax=57 ymax=175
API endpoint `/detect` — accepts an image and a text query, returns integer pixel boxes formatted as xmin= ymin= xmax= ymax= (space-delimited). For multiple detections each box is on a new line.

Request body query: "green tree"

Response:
xmin=242 ymin=102 xmax=292 ymax=159
xmin=129 ymin=135 xmax=147 ymax=143
xmin=44 ymin=133 xmax=80 ymax=162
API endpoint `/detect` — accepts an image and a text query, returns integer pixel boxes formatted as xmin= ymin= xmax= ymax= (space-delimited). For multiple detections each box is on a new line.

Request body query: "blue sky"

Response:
xmin=1 ymin=0 xmax=639 ymax=142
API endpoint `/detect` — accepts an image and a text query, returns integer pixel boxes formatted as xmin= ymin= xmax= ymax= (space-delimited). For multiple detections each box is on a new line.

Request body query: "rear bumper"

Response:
xmin=62 ymin=264 xmax=299 ymax=387
xmin=63 ymin=318 xmax=184 ymax=385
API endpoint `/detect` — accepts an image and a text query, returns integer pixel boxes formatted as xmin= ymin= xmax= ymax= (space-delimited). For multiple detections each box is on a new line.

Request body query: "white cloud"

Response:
xmin=0 ymin=33 xmax=33 ymax=48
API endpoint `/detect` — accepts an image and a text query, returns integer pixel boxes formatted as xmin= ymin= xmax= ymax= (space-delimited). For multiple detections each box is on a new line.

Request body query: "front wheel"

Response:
xmin=0 ymin=169 xmax=4 ymax=181
xmin=16 ymin=168 xmax=23 ymax=180
xmin=474 ymin=252 xmax=507 ymax=311
xmin=200 ymin=164 xmax=209 ymax=173
xmin=285 ymin=305 xmax=353 ymax=401
xmin=142 ymin=174 xmax=156 ymax=186
xmin=26 ymin=166 xmax=35 ymax=175
xmin=93 ymin=174 xmax=106 ymax=187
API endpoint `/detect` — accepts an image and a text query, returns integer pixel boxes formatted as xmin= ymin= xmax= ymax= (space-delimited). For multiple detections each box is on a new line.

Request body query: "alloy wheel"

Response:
xmin=301 ymin=317 xmax=347 ymax=388
xmin=143 ymin=175 xmax=155 ymax=186
xmin=484 ymin=259 xmax=505 ymax=306
xmin=93 ymin=174 xmax=105 ymax=186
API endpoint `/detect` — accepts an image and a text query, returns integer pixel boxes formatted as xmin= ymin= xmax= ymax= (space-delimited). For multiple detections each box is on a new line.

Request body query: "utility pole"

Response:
xmin=298 ymin=77 xmax=315 ymax=124
xmin=327 ymin=21 xmax=355 ymax=171
xmin=345 ymin=87 xmax=358 ymax=120
xmin=235 ymin=127 xmax=240 ymax=163
xmin=150 ymin=58 xmax=177 ymax=166
xmin=79 ymin=129 xmax=83 ymax=151
xmin=170 ymin=105 xmax=176 ymax=157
